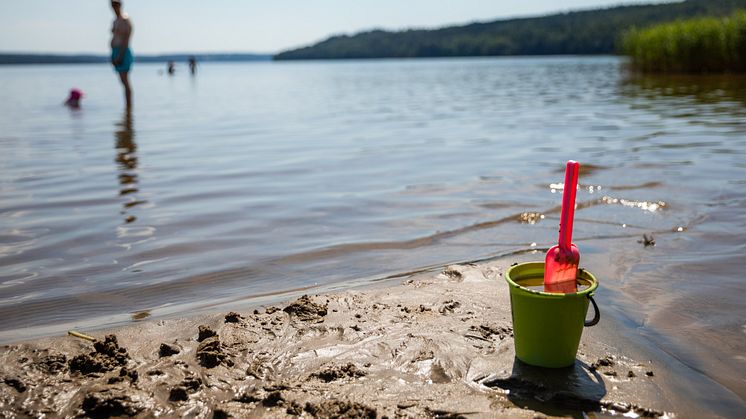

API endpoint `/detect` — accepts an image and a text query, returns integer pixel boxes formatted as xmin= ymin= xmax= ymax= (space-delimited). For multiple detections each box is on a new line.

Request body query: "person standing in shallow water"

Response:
xmin=111 ymin=0 xmax=133 ymax=109
xmin=188 ymin=56 xmax=197 ymax=75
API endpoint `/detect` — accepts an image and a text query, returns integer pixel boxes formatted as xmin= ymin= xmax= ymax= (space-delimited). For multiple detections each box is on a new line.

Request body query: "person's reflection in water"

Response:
xmin=114 ymin=109 xmax=146 ymax=223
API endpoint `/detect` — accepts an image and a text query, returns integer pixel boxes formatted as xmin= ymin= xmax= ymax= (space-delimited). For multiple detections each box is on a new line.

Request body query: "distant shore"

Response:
xmin=0 ymin=53 xmax=271 ymax=65
xmin=274 ymin=0 xmax=746 ymax=60
xmin=0 ymin=260 xmax=685 ymax=417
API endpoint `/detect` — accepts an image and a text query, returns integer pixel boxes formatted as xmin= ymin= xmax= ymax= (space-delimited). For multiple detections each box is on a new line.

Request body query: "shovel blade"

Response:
xmin=544 ymin=244 xmax=580 ymax=293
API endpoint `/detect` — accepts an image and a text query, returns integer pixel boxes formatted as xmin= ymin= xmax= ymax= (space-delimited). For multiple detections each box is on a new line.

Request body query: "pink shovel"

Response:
xmin=544 ymin=161 xmax=580 ymax=293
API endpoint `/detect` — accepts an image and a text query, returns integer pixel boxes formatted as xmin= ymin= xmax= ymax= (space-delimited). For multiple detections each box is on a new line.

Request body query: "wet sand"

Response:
xmin=0 ymin=261 xmax=679 ymax=418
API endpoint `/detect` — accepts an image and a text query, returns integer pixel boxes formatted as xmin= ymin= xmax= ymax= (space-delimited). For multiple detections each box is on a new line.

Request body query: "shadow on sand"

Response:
xmin=483 ymin=358 xmax=606 ymax=418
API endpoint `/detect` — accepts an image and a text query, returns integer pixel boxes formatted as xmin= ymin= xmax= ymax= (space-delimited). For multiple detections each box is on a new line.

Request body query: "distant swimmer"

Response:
xmin=188 ymin=56 xmax=197 ymax=75
xmin=64 ymin=88 xmax=84 ymax=109
xmin=110 ymin=0 xmax=133 ymax=109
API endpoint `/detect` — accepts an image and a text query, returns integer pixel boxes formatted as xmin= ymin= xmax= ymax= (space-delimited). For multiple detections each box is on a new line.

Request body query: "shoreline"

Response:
xmin=0 ymin=261 xmax=688 ymax=418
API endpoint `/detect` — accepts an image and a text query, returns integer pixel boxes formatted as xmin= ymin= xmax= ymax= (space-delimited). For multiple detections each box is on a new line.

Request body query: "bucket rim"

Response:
xmin=504 ymin=261 xmax=598 ymax=298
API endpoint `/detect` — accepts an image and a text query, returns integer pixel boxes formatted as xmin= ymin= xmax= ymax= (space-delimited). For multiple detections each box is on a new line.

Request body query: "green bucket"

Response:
xmin=504 ymin=262 xmax=600 ymax=368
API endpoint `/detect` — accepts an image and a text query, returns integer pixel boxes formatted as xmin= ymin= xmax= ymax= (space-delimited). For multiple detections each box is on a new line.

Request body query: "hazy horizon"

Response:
xmin=0 ymin=0 xmax=667 ymax=55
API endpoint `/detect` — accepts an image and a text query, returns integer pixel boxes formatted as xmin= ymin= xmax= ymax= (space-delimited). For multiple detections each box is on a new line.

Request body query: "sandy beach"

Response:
xmin=0 ymin=261 xmax=680 ymax=418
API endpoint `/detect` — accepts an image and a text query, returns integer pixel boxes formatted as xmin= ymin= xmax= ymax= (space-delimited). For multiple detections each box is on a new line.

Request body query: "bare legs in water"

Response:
xmin=118 ymin=71 xmax=132 ymax=109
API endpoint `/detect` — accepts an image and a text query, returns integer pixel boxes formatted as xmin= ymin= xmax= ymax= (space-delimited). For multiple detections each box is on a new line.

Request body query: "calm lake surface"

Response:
xmin=1 ymin=57 xmax=745 ymax=410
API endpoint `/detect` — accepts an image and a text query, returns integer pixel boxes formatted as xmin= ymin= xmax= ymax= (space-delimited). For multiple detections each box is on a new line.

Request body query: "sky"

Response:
xmin=0 ymin=0 xmax=667 ymax=55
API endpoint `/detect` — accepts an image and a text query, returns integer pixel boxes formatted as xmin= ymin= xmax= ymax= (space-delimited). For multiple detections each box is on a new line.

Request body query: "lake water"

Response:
xmin=1 ymin=57 xmax=745 ymax=411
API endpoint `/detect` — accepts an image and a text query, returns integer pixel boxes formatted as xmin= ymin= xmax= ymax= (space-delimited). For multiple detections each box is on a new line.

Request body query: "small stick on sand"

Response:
xmin=67 ymin=330 xmax=96 ymax=342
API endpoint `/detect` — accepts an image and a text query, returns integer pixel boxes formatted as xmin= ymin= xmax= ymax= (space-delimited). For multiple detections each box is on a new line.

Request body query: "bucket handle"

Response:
xmin=584 ymin=295 xmax=600 ymax=327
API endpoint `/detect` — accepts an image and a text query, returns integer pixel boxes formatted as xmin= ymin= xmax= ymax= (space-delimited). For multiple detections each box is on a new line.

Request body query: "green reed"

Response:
xmin=623 ymin=11 xmax=746 ymax=73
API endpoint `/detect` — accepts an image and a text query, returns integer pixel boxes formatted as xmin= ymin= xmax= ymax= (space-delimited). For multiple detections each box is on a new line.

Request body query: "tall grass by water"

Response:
xmin=623 ymin=11 xmax=746 ymax=73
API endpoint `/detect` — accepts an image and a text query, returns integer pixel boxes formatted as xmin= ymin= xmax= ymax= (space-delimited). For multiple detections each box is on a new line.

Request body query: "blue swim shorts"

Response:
xmin=111 ymin=47 xmax=133 ymax=73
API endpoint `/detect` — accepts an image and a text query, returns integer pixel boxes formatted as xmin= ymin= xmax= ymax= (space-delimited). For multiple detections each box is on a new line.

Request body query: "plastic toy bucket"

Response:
xmin=504 ymin=262 xmax=600 ymax=368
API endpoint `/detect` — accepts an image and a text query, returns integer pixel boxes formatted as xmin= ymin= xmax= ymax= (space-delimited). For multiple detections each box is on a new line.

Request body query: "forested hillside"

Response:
xmin=275 ymin=0 xmax=746 ymax=60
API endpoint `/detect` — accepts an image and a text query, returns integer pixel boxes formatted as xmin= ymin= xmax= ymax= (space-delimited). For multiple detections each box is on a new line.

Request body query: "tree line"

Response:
xmin=275 ymin=0 xmax=746 ymax=60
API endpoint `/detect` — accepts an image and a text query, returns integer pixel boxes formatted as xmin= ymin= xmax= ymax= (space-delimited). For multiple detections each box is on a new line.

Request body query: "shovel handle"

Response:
xmin=559 ymin=161 xmax=579 ymax=252
xmin=584 ymin=295 xmax=600 ymax=327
